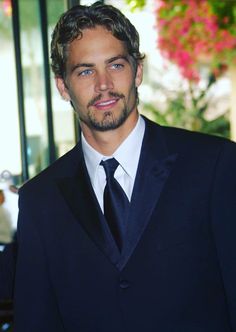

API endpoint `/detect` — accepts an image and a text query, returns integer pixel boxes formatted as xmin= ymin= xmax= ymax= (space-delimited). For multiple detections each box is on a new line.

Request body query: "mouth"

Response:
xmin=93 ymin=98 xmax=119 ymax=110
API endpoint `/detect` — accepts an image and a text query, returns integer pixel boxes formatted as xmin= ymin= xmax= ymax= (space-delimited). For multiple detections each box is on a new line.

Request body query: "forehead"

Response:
xmin=66 ymin=26 xmax=128 ymax=64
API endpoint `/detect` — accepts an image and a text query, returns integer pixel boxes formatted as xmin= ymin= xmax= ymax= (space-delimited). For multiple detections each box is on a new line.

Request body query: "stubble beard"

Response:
xmin=87 ymin=106 xmax=129 ymax=132
xmin=80 ymin=92 xmax=136 ymax=132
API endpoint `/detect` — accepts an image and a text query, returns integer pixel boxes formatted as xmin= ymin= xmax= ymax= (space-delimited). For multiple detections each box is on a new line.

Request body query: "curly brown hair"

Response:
xmin=50 ymin=1 xmax=144 ymax=79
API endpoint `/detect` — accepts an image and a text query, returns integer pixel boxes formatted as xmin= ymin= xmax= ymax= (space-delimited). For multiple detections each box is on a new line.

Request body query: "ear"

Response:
xmin=135 ymin=62 xmax=143 ymax=88
xmin=55 ymin=77 xmax=70 ymax=101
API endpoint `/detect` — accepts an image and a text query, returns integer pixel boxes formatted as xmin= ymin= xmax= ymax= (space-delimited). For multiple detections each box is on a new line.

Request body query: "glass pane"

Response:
xmin=0 ymin=0 xmax=21 ymax=237
xmin=48 ymin=0 xmax=76 ymax=158
xmin=19 ymin=0 xmax=49 ymax=178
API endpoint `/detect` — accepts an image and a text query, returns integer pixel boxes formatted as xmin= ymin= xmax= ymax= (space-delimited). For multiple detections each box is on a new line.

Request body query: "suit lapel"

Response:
xmin=56 ymin=144 xmax=120 ymax=267
xmin=117 ymin=118 xmax=178 ymax=270
xmin=56 ymin=118 xmax=178 ymax=271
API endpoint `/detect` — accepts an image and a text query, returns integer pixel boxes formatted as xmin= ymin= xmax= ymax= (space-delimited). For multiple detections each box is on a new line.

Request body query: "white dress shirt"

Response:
xmin=82 ymin=115 xmax=145 ymax=212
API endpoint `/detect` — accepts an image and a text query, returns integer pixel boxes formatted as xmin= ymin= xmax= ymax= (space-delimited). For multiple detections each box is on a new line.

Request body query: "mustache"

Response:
xmin=87 ymin=92 xmax=125 ymax=107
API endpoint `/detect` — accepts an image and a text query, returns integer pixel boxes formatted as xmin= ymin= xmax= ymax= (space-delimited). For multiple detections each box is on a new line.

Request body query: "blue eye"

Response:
xmin=79 ymin=69 xmax=93 ymax=76
xmin=111 ymin=63 xmax=124 ymax=70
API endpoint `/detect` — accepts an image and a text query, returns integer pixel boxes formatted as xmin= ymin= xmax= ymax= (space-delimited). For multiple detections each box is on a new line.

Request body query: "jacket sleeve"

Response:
xmin=211 ymin=140 xmax=236 ymax=330
xmin=14 ymin=189 xmax=65 ymax=332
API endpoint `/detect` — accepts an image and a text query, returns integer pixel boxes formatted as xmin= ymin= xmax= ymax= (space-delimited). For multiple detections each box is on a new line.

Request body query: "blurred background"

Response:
xmin=0 ymin=0 xmax=236 ymax=246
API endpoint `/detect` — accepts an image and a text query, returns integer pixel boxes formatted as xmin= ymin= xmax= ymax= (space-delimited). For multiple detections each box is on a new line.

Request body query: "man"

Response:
xmin=14 ymin=2 xmax=236 ymax=331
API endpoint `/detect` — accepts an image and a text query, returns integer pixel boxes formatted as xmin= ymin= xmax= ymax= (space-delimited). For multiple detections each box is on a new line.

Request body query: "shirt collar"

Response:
xmin=113 ymin=115 xmax=145 ymax=180
xmin=82 ymin=115 xmax=145 ymax=186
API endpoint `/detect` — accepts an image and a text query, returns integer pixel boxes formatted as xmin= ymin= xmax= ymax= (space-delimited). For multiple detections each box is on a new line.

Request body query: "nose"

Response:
xmin=95 ymin=70 xmax=113 ymax=93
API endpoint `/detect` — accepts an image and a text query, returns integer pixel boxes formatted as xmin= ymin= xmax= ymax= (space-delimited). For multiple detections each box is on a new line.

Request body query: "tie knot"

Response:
xmin=100 ymin=158 xmax=119 ymax=179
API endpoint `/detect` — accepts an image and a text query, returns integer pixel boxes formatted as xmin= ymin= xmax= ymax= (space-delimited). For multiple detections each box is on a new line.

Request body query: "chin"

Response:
xmin=88 ymin=110 xmax=128 ymax=132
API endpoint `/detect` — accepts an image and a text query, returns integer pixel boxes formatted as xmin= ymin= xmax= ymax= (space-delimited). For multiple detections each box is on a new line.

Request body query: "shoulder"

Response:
xmin=163 ymin=125 xmax=236 ymax=166
xmin=144 ymin=115 xmax=236 ymax=155
xmin=19 ymin=143 xmax=82 ymax=198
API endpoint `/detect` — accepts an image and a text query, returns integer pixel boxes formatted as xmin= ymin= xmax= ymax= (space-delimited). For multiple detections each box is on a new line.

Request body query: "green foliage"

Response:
xmin=209 ymin=0 xmax=236 ymax=34
xmin=144 ymin=101 xmax=229 ymax=138
xmin=142 ymin=74 xmax=230 ymax=139
xmin=125 ymin=0 xmax=147 ymax=11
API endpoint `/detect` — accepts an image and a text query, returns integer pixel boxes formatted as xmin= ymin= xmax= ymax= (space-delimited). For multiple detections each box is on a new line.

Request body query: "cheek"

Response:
xmin=70 ymin=88 xmax=88 ymax=106
xmin=126 ymin=80 xmax=137 ymax=98
xmin=68 ymin=78 xmax=92 ymax=100
xmin=115 ymin=74 xmax=134 ymax=93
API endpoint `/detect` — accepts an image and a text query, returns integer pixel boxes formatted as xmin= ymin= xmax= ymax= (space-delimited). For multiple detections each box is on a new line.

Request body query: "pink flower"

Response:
xmin=156 ymin=0 xmax=236 ymax=81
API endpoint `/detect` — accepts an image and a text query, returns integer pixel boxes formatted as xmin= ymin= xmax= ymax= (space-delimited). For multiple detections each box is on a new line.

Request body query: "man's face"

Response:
xmin=56 ymin=25 xmax=143 ymax=133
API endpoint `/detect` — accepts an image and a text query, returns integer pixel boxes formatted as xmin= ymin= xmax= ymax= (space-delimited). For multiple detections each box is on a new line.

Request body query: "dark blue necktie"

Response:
xmin=100 ymin=158 xmax=129 ymax=251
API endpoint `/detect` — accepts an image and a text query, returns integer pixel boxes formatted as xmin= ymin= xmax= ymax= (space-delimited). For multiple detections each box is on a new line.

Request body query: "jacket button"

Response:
xmin=119 ymin=280 xmax=130 ymax=289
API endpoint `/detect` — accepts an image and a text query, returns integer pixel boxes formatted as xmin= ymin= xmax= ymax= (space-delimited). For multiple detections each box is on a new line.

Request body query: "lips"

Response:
xmin=93 ymin=98 xmax=119 ymax=110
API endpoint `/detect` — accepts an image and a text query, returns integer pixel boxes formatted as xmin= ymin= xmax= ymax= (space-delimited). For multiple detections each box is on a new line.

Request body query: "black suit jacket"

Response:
xmin=14 ymin=117 xmax=236 ymax=331
xmin=0 ymin=241 xmax=16 ymax=299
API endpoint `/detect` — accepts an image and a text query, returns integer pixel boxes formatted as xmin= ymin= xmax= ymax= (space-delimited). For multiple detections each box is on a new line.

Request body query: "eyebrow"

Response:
xmin=70 ymin=55 xmax=130 ymax=74
xmin=106 ymin=55 xmax=129 ymax=64
xmin=70 ymin=63 xmax=94 ymax=74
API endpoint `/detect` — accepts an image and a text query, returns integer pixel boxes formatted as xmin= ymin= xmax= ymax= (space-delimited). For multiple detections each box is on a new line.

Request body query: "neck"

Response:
xmin=81 ymin=111 xmax=139 ymax=156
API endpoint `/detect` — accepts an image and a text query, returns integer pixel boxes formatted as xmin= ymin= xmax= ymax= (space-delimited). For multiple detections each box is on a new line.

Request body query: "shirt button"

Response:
xmin=119 ymin=280 xmax=130 ymax=289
